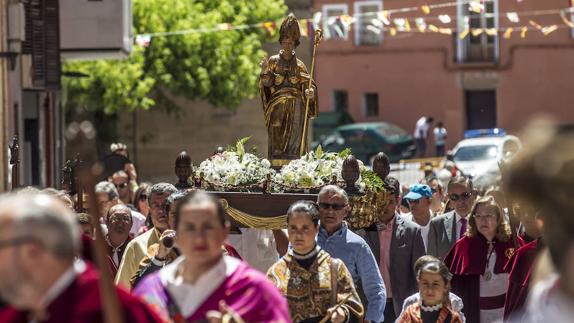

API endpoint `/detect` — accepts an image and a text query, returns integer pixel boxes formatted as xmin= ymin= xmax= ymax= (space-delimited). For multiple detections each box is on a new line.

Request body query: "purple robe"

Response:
xmin=133 ymin=259 xmax=291 ymax=322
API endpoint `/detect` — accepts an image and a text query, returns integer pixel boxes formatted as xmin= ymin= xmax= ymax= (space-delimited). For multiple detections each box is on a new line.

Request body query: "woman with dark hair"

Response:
xmin=133 ymin=182 xmax=151 ymax=218
xmin=133 ymin=191 xmax=290 ymax=322
xmin=267 ymin=200 xmax=364 ymax=323
xmin=444 ymin=196 xmax=524 ymax=323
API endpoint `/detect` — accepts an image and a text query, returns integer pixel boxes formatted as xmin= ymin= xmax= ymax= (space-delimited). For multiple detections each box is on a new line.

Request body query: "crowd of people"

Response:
xmin=0 ymin=126 xmax=572 ymax=323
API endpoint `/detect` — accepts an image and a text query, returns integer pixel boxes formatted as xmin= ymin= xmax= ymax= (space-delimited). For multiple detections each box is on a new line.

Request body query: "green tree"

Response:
xmin=63 ymin=0 xmax=286 ymax=114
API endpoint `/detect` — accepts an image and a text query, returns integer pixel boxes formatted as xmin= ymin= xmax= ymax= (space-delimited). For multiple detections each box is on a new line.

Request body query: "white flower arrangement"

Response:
xmin=196 ymin=140 xmax=381 ymax=194
xmin=196 ymin=138 xmax=275 ymax=190
xmin=272 ymin=146 xmax=369 ymax=193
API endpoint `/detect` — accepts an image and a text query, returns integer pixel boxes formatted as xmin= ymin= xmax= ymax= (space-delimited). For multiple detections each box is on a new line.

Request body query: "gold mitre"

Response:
xmin=279 ymin=13 xmax=301 ymax=47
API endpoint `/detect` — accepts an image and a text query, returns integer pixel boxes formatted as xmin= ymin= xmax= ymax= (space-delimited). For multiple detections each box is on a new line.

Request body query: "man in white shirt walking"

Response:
xmin=413 ymin=116 xmax=434 ymax=158
xmin=433 ymin=121 xmax=447 ymax=157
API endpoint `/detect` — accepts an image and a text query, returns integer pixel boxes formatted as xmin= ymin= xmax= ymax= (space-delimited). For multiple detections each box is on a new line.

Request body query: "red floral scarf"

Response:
xmin=398 ymin=303 xmax=463 ymax=323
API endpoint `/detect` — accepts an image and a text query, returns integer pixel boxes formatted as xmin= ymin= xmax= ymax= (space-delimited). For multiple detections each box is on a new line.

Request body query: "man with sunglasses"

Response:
xmin=316 ymin=185 xmax=386 ymax=323
xmin=428 ymin=176 xmax=476 ymax=259
xmin=110 ymin=170 xmax=133 ymax=206
xmin=402 ymin=184 xmax=433 ymax=250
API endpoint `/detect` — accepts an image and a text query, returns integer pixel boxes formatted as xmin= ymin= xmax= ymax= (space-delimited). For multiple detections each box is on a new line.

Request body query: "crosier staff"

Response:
xmin=9 ymin=136 xmax=19 ymax=191
xmin=71 ymin=121 xmax=124 ymax=323
xmin=299 ymin=29 xmax=323 ymax=156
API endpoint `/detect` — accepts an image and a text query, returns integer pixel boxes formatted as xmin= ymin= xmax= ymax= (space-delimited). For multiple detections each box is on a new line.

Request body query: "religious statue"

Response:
xmin=259 ymin=14 xmax=321 ymax=166
xmin=174 ymin=151 xmax=193 ymax=190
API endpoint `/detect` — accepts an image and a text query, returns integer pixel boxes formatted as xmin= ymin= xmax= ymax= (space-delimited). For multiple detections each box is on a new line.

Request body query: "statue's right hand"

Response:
xmin=259 ymin=56 xmax=269 ymax=72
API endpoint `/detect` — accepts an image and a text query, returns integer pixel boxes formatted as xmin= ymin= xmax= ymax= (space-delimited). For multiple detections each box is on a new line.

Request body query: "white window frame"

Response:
xmin=322 ymin=4 xmax=349 ymax=40
xmin=456 ymin=0 xmax=499 ymax=63
xmin=354 ymin=0 xmax=384 ymax=46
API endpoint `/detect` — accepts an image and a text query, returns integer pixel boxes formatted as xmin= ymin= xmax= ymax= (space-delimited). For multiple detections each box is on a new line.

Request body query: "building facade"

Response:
xmin=0 ymin=0 xmax=132 ymax=191
xmin=313 ymin=0 xmax=574 ymax=150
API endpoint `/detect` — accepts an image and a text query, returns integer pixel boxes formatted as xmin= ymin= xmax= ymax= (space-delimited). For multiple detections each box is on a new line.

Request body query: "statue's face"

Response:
xmin=280 ymin=39 xmax=295 ymax=56
xmin=175 ymin=164 xmax=192 ymax=179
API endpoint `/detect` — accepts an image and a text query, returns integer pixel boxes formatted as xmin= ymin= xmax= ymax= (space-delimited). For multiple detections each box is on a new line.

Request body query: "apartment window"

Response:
xmin=322 ymin=4 xmax=349 ymax=40
xmin=354 ymin=1 xmax=383 ymax=46
xmin=364 ymin=93 xmax=379 ymax=117
xmin=333 ymin=90 xmax=348 ymax=112
xmin=456 ymin=0 xmax=499 ymax=63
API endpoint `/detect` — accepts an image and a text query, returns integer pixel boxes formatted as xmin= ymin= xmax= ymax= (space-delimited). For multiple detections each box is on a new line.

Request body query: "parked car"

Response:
xmin=451 ymin=128 xmax=521 ymax=189
xmin=313 ymin=122 xmax=416 ymax=164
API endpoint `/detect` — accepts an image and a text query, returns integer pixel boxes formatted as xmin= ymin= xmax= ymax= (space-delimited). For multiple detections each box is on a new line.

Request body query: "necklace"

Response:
xmin=420 ymin=302 xmax=443 ymax=312
xmin=483 ymin=240 xmax=495 ymax=281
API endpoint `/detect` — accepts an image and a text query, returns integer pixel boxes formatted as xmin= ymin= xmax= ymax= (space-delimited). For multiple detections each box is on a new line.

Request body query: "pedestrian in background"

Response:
xmin=414 ymin=116 xmax=434 ymax=158
xmin=434 ymin=122 xmax=448 ymax=157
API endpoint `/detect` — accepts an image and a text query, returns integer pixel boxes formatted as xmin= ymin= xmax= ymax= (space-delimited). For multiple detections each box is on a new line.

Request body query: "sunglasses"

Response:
xmin=115 ymin=182 xmax=128 ymax=189
xmin=406 ymin=199 xmax=421 ymax=205
xmin=448 ymin=191 xmax=473 ymax=202
xmin=138 ymin=194 xmax=148 ymax=201
xmin=318 ymin=202 xmax=347 ymax=210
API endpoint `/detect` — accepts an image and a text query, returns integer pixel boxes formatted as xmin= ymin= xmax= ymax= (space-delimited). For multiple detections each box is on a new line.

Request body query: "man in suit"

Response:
xmin=427 ymin=176 xmax=477 ymax=259
xmin=358 ymin=177 xmax=426 ymax=323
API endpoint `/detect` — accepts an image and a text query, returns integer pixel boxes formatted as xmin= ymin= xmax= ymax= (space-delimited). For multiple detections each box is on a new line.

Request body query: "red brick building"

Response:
xmin=313 ymin=0 xmax=574 ymax=149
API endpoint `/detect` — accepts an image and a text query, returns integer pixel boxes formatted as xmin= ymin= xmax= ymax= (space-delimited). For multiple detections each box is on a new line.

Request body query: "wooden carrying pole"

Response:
xmin=299 ymin=29 xmax=323 ymax=156
xmin=80 ymin=164 xmax=124 ymax=323
xmin=9 ymin=136 xmax=19 ymax=190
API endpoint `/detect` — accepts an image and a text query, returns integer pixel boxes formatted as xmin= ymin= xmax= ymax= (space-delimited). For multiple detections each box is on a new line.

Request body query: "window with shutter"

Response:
xmin=22 ymin=0 xmax=61 ymax=90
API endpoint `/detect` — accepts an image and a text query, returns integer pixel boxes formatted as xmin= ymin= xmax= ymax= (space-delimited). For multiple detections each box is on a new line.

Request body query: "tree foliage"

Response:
xmin=63 ymin=0 xmax=286 ymax=114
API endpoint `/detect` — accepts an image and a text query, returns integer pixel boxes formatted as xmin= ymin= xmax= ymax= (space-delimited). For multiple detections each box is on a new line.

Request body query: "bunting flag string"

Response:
xmin=135 ymin=0 xmax=574 ymax=44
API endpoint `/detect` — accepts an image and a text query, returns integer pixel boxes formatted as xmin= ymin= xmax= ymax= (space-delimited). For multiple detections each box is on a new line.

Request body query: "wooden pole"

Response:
xmin=79 ymin=164 xmax=124 ymax=323
xmin=74 ymin=156 xmax=84 ymax=213
xmin=9 ymin=136 xmax=19 ymax=190
xmin=66 ymin=115 xmax=123 ymax=323
xmin=299 ymin=29 xmax=323 ymax=156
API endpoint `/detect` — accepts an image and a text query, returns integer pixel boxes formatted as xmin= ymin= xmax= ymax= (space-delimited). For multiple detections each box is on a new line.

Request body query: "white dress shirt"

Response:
xmin=159 ymin=256 xmax=240 ymax=318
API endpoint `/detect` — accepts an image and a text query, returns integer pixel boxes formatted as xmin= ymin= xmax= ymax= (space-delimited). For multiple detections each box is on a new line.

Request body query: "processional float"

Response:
xmin=187 ymin=14 xmax=389 ymax=230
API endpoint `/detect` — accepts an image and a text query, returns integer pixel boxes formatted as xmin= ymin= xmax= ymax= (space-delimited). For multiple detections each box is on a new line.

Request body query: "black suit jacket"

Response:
xmin=357 ymin=214 xmax=426 ymax=316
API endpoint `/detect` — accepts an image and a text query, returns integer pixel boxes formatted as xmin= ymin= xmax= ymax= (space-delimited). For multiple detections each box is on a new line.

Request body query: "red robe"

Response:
xmin=223 ymin=242 xmax=242 ymax=260
xmin=106 ymin=236 xmax=133 ymax=278
xmin=444 ymin=235 xmax=523 ymax=323
xmin=0 ymin=265 xmax=161 ymax=323
xmin=80 ymin=234 xmax=94 ymax=263
xmin=503 ymin=239 xmax=540 ymax=320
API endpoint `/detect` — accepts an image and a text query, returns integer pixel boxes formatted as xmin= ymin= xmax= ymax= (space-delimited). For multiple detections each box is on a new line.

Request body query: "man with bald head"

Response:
xmin=115 ymin=182 xmax=177 ymax=287
xmin=0 ymin=193 xmax=160 ymax=322
xmin=105 ymin=204 xmax=133 ymax=277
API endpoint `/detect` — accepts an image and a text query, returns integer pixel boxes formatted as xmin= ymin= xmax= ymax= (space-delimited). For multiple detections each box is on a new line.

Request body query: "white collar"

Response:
xmin=159 ymin=255 xmax=240 ymax=287
xmin=455 ymin=211 xmax=468 ymax=222
xmin=41 ymin=260 xmax=86 ymax=308
xmin=159 ymin=256 xmax=241 ymax=318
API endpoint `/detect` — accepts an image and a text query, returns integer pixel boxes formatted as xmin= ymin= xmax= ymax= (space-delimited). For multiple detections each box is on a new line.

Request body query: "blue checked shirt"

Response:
xmin=317 ymin=222 xmax=387 ymax=322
